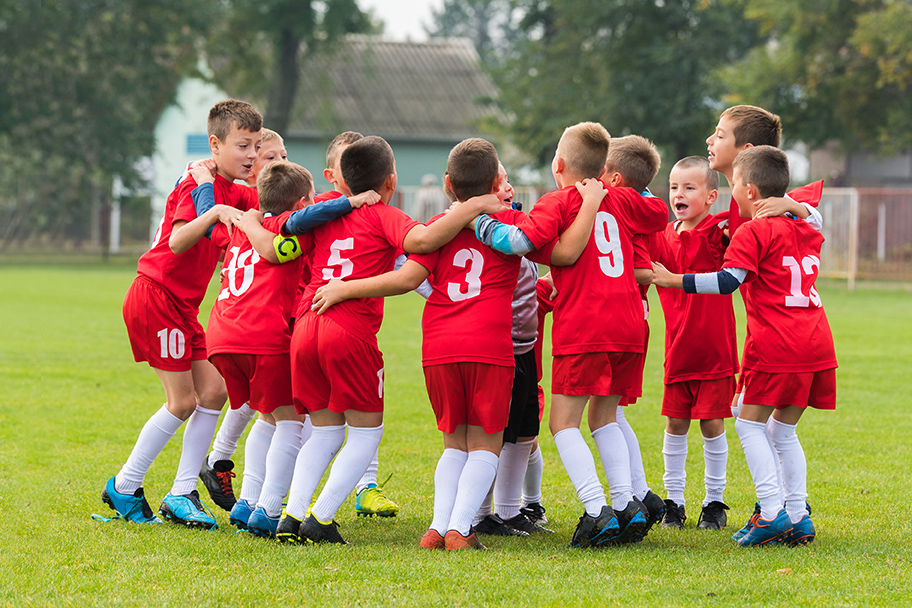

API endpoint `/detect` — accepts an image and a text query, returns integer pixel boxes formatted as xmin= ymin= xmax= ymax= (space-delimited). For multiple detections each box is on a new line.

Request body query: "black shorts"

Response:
xmin=503 ymin=348 xmax=540 ymax=443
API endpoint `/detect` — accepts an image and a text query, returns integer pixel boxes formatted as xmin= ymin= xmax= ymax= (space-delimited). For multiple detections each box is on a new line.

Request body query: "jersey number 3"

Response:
xmin=447 ymin=248 xmax=484 ymax=301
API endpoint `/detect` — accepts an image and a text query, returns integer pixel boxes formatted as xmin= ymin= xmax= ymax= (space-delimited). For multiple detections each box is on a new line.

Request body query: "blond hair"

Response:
xmin=326 ymin=131 xmax=363 ymax=168
xmin=261 ymin=128 xmax=284 ymax=146
xmin=671 ymin=156 xmax=718 ymax=191
xmin=557 ymin=122 xmax=611 ymax=179
xmin=605 ymin=135 xmax=661 ymax=192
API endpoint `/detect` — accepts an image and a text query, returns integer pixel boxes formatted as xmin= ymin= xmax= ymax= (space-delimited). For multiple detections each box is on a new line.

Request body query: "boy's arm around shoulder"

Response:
xmin=404 ymin=194 xmax=504 ymax=254
xmin=550 ymin=178 xmax=607 ymax=266
xmin=311 ymin=259 xmax=431 ymax=314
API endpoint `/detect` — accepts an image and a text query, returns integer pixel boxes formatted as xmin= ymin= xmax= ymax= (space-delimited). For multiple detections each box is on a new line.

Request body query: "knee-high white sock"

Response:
xmin=768 ymin=418 xmax=808 ymax=524
xmin=116 ymin=404 xmax=183 ymax=494
xmin=702 ymin=432 xmax=728 ymax=505
xmin=616 ymin=406 xmax=650 ymax=499
xmin=765 ymin=420 xmax=786 ymax=502
xmin=731 ymin=392 xmax=743 ymax=419
xmin=474 ymin=484 xmax=494 ymax=525
xmin=238 ymin=419 xmax=276 ymax=504
xmin=522 ymin=443 xmax=544 ymax=506
xmin=591 ymin=422 xmax=634 ymax=509
xmin=554 ymin=428 xmax=606 ymax=516
xmin=171 ymin=406 xmax=220 ymax=496
xmin=257 ymin=420 xmax=304 ymax=517
xmin=736 ymin=418 xmax=782 ymax=519
xmin=355 ymin=445 xmax=381 ymax=493
xmin=494 ymin=440 xmax=534 ymax=520
xmin=310 ymin=425 xmax=384 ymax=523
xmin=208 ymin=403 xmax=256 ymax=465
xmin=299 ymin=415 xmax=313 ymax=447
xmin=448 ymin=450 xmax=500 ymax=535
xmin=430 ymin=449 xmax=468 ymax=535
xmin=284 ymin=424 xmax=346 ymax=520
xmin=662 ymin=431 xmax=688 ymax=507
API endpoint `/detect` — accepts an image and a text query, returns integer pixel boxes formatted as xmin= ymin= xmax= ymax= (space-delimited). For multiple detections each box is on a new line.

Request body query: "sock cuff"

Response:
xmin=347 ymin=424 xmax=384 ymax=438
xmin=442 ymin=448 xmax=469 ymax=462
xmin=702 ymin=432 xmax=727 ymax=444
xmin=312 ymin=424 xmax=346 ymax=435
xmin=590 ymin=421 xmax=619 ymax=440
xmin=735 ymin=417 xmax=766 ymax=431
xmin=553 ymin=427 xmax=584 ymax=444
xmin=194 ymin=405 xmax=221 ymax=417
xmin=768 ymin=417 xmax=798 ymax=442
xmin=664 ymin=430 xmax=688 ymax=444
xmin=516 ymin=438 xmax=536 ymax=447
xmin=251 ymin=418 xmax=277 ymax=435
xmin=467 ymin=449 xmax=500 ymax=468
xmin=275 ymin=419 xmax=305 ymax=430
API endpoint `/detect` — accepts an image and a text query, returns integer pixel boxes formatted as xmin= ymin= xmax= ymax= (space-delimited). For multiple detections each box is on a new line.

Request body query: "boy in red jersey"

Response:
xmin=102 ymin=100 xmax=263 ymax=528
xmin=653 ymin=146 xmax=836 ymax=547
xmin=473 ymin=123 xmax=669 ymax=547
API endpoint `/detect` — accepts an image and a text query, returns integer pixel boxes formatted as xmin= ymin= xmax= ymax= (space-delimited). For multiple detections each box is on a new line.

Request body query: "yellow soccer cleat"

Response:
xmin=355 ymin=476 xmax=400 ymax=518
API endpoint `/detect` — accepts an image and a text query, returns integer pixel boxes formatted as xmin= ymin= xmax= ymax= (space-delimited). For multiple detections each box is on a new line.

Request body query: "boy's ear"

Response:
xmin=746 ymin=183 xmax=759 ymax=200
xmin=209 ymin=134 xmax=221 ymax=155
xmin=707 ymin=189 xmax=719 ymax=205
xmin=607 ymin=172 xmax=623 ymax=187
xmin=385 ymin=172 xmax=397 ymax=193
xmin=322 ymin=168 xmax=335 ymax=184
xmin=444 ymin=173 xmax=453 ymax=194
xmin=490 ymin=173 xmax=501 ymax=194
xmin=553 ymin=155 xmax=565 ymax=175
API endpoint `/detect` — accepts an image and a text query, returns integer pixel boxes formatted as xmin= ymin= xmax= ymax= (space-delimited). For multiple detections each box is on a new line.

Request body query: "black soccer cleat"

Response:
xmin=503 ymin=513 xmax=554 ymax=534
xmin=276 ymin=513 xmax=303 ymax=544
xmin=299 ymin=514 xmax=349 ymax=545
xmin=474 ymin=514 xmax=529 ymax=537
xmin=570 ymin=505 xmax=618 ymax=548
xmin=697 ymin=501 xmax=730 ymax=530
xmin=661 ymin=499 xmax=687 ymax=529
xmin=640 ymin=490 xmax=667 ymax=536
xmin=199 ymin=459 xmax=237 ymax=512
xmin=520 ymin=502 xmax=548 ymax=525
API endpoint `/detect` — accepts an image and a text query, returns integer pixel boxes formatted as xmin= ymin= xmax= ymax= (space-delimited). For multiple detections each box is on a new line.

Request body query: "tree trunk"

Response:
xmin=263 ymin=28 xmax=302 ymax=134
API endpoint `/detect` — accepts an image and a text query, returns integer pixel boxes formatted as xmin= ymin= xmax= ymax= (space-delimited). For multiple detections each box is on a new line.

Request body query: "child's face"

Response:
xmin=495 ymin=164 xmax=514 ymax=204
xmin=325 ymin=144 xmax=351 ymax=196
xmin=669 ymin=165 xmax=716 ymax=225
xmin=706 ymin=116 xmax=745 ymax=175
xmin=213 ymin=126 xmax=261 ymax=182
xmin=250 ymin=139 xmax=287 ymax=183
xmin=730 ymin=167 xmax=754 ymax=218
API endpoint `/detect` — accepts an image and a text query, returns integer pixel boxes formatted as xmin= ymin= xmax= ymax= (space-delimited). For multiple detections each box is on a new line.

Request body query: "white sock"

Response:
xmin=171 ymin=406 xmax=220 ymax=496
xmin=355 ymin=445 xmax=381 ymax=493
xmin=208 ymin=403 xmax=255 ymax=466
xmin=300 ymin=414 xmax=313 ymax=447
xmin=310 ymin=425 xmax=384 ymax=523
xmin=448 ymin=450 xmax=500 ymax=535
xmin=591 ymin=422 xmax=634 ymax=509
xmin=768 ymin=418 xmax=808 ymax=524
xmin=522 ymin=443 xmax=544 ymax=506
xmin=553 ymin=428 xmax=606 ymax=516
xmin=430 ymin=449 xmax=468 ymax=535
xmin=284 ymin=424 xmax=346 ymax=520
xmin=238 ymin=419 xmax=276 ymax=504
xmin=257 ymin=420 xmax=304 ymax=517
xmin=736 ymin=418 xmax=782 ymax=520
xmin=474 ymin=484 xmax=494 ymax=525
xmin=494 ymin=440 xmax=534 ymax=520
xmin=116 ymin=404 xmax=183 ymax=494
xmin=731 ymin=392 xmax=743 ymax=419
xmin=702 ymin=432 xmax=728 ymax=505
xmin=765 ymin=420 xmax=787 ymax=502
xmin=616 ymin=406 xmax=650 ymax=499
xmin=662 ymin=431 xmax=688 ymax=508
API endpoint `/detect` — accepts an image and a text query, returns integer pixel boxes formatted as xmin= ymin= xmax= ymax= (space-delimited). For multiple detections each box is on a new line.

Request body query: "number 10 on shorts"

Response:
xmin=157 ymin=328 xmax=186 ymax=359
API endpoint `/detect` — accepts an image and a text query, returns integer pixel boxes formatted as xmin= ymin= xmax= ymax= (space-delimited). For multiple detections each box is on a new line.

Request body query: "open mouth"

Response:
xmin=675 ymin=203 xmax=689 ymax=213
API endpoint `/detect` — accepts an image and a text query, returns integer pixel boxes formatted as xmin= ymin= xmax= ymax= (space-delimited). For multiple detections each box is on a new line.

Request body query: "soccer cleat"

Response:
xmin=229 ymin=499 xmax=255 ymax=530
xmin=158 ymin=491 xmax=218 ymax=530
xmin=276 ymin=513 xmax=303 ymax=544
xmin=570 ymin=505 xmax=619 ymax=548
xmin=419 ymin=529 xmax=446 ymax=550
xmin=520 ymin=502 xmax=548 ymax=525
xmin=246 ymin=507 xmax=279 ymax=539
xmin=640 ymin=490 xmax=667 ymax=536
xmin=503 ymin=513 xmax=554 ymax=534
xmin=737 ymin=509 xmax=793 ymax=547
xmin=474 ymin=514 xmax=529 ymax=537
xmin=698 ymin=501 xmax=730 ymax=530
xmin=101 ymin=476 xmax=162 ymax=524
xmin=444 ymin=529 xmax=486 ymax=550
xmin=603 ymin=498 xmax=649 ymax=545
xmin=662 ymin=499 xmax=687 ymax=529
xmin=199 ymin=459 xmax=237 ymax=512
xmin=782 ymin=514 xmax=816 ymax=547
xmin=299 ymin=514 xmax=349 ymax=545
xmin=355 ymin=480 xmax=400 ymax=518
xmin=732 ymin=502 xmax=761 ymax=541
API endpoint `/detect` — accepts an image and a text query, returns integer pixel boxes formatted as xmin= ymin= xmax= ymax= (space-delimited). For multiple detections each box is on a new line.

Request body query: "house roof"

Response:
xmin=287 ymin=35 xmax=501 ymax=142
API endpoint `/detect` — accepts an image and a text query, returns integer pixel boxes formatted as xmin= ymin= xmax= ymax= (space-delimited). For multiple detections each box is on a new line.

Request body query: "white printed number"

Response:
xmin=156 ymin=328 xmax=186 ymax=359
xmin=323 ymin=238 xmax=354 ymax=280
xmin=447 ymin=248 xmax=484 ymax=301
xmin=377 ymin=368 xmax=385 ymax=399
xmin=218 ymin=246 xmax=260 ymax=301
xmin=594 ymin=212 xmax=624 ymax=278
xmin=782 ymin=255 xmax=822 ymax=308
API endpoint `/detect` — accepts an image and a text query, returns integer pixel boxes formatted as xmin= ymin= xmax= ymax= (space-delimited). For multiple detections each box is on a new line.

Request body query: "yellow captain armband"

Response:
xmin=273 ymin=234 xmax=303 ymax=264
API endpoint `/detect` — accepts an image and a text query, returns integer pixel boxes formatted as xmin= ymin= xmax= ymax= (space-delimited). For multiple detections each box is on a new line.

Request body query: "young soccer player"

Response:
xmin=652 ymin=146 xmax=836 ymax=546
xmin=102 ymin=99 xmax=262 ymax=528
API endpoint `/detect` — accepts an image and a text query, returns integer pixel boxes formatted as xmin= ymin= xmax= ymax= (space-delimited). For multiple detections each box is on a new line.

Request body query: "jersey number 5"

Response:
xmin=323 ymin=238 xmax=354 ymax=280
xmin=594 ymin=211 xmax=625 ymax=278
xmin=782 ymin=255 xmax=821 ymax=308
xmin=447 ymin=248 xmax=484 ymax=301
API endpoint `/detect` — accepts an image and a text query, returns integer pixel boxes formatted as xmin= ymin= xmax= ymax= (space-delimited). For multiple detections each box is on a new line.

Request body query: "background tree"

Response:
xmin=426 ymin=0 xmax=519 ymax=67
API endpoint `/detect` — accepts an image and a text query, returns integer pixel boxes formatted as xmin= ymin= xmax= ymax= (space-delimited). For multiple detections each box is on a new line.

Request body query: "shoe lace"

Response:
xmin=216 ymin=469 xmax=236 ymax=494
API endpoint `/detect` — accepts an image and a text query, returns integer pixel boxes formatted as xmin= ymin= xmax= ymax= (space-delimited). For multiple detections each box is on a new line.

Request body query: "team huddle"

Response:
xmin=99 ymin=99 xmax=836 ymax=550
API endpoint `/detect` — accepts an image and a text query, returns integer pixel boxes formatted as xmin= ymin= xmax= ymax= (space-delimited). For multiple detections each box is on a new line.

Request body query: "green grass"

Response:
xmin=0 ymin=264 xmax=910 ymax=606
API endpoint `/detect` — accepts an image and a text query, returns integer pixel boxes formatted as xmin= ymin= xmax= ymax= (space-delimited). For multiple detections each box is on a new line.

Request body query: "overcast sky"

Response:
xmin=358 ymin=0 xmax=444 ymax=41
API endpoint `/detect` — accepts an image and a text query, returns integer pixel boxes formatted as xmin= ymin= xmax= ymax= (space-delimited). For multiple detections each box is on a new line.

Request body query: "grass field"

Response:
xmin=1 ymin=261 xmax=910 ymax=607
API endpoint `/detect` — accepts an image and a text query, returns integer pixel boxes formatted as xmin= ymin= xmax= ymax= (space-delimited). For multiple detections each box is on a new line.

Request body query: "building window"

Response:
xmin=186 ymin=134 xmax=210 ymax=155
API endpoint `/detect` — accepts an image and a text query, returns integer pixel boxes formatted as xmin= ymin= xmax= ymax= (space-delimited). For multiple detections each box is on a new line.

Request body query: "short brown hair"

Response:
xmin=671 ymin=156 xmax=719 ymax=191
xmin=558 ymin=122 xmax=611 ymax=179
xmin=732 ymin=146 xmax=790 ymax=199
xmin=340 ymin=136 xmax=395 ymax=195
xmin=605 ymin=135 xmax=661 ymax=192
xmin=446 ymin=138 xmax=500 ymax=201
xmin=326 ymin=131 xmax=364 ymax=168
xmin=208 ymin=99 xmax=263 ymax=142
xmin=256 ymin=161 xmax=313 ymax=215
xmin=720 ymin=105 xmax=782 ymax=148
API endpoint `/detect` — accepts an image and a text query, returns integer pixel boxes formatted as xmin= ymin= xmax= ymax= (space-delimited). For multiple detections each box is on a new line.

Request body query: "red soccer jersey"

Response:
xmin=723 ymin=216 xmax=837 ymax=373
xmin=290 ymin=191 xmax=341 ymax=316
xmin=651 ymin=215 xmax=739 ymax=383
xmin=727 ymin=180 xmax=823 ymax=238
xmin=410 ymin=209 xmax=524 ymax=367
xmin=136 ymin=174 xmax=259 ymax=317
xmin=298 ymin=203 xmax=421 ymax=345
xmin=518 ymin=184 xmax=668 ymax=355
xmin=206 ymin=212 xmax=301 ymax=356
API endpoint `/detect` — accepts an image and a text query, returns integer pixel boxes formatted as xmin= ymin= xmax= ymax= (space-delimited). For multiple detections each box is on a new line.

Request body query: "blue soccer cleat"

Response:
xmin=737 ymin=508 xmax=793 ymax=547
xmin=732 ymin=502 xmax=761 ymax=541
xmin=159 ymin=491 xmax=218 ymax=530
xmin=101 ymin=476 xmax=162 ymax=524
xmin=570 ymin=505 xmax=619 ymax=548
xmin=246 ymin=507 xmax=279 ymax=539
xmin=229 ymin=499 xmax=256 ymax=530
xmin=783 ymin=513 xmax=816 ymax=547
xmin=602 ymin=498 xmax=649 ymax=545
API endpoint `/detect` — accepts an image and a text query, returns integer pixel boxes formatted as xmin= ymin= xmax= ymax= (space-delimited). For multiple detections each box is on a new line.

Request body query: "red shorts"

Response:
xmin=123 ymin=276 xmax=207 ymax=371
xmin=552 ymin=351 xmax=641 ymax=397
xmin=741 ymin=368 xmax=837 ymax=410
xmin=424 ymin=362 xmax=513 ymax=434
xmin=290 ymin=313 xmax=384 ymax=415
xmin=210 ymin=352 xmax=293 ymax=413
xmin=661 ymin=377 xmax=735 ymax=419
xmin=619 ymin=323 xmax=649 ymax=406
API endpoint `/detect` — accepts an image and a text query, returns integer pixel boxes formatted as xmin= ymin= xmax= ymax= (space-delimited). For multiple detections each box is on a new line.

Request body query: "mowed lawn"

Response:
xmin=0 ymin=261 xmax=910 ymax=607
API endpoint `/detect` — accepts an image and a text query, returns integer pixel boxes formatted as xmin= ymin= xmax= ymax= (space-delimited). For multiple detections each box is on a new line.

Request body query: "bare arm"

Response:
xmin=311 ymin=259 xmax=430 ymax=314
xmin=550 ymin=178 xmax=606 ymax=266
xmin=234 ymin=209 xmax=280 ymax=264
xmin=169 ymin=204 xmax=243 ymax=254
xmin=403 ymin=194 xmax=505 ymax=254
xmin=635 ymin=267 xmax=654 ymax=285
